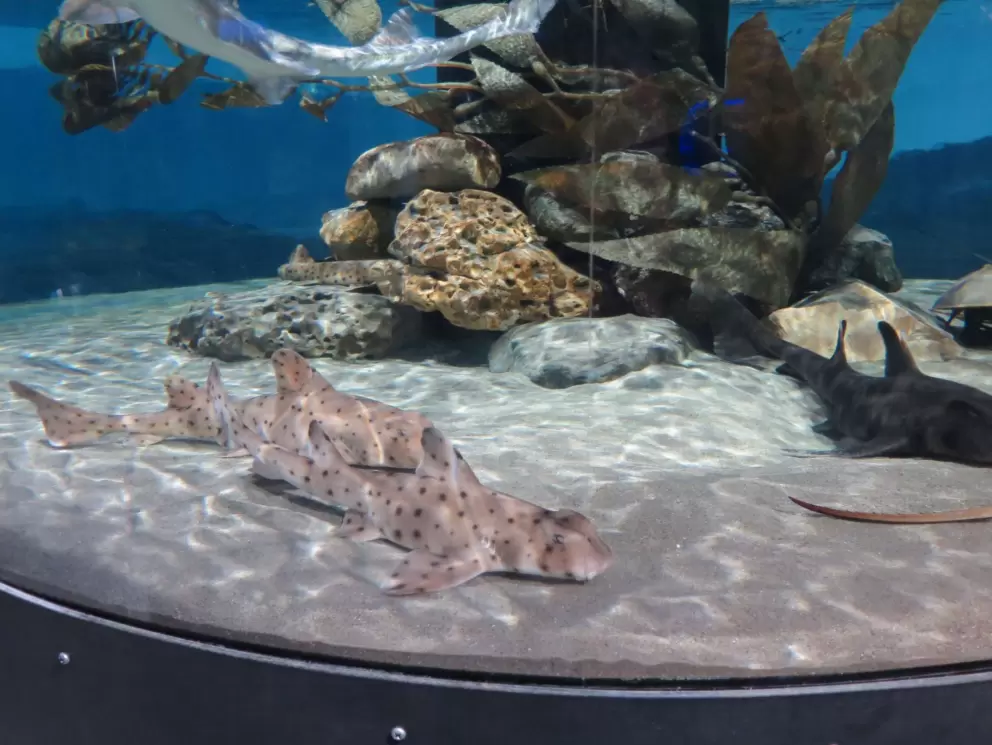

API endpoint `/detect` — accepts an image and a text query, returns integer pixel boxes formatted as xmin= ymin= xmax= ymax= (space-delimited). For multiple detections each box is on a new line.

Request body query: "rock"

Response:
xmin=386 ymin=189 xmax=600 ymax=331
xmin=344 ymin=133 xmax=502 ymax=201
xmin=512 ymin=152 xmax=732 ymax=227
xmin=277 ymin=246 xmax=404 ymax=289
xmin=567 ymin=227 xmax=806 ymax=308
xmin=611 ymin=265 xmax=690 ymax=319
xmin=165 ymin=282 xmax=421 ymax=362
xmin=804 ymin=225 xmax=903 ymax=293
xmin=767 ymin=279 xmax=961 ymax=363
xmin=319 ymin=201 xmax=398 ymax=261
xmin=522 ymin=183 xmax=621 ymax=243
xmin=489 ymin=315 xmax=697 ymax=388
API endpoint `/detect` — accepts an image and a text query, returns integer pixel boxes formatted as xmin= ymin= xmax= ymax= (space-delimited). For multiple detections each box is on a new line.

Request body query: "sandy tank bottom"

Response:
xmin=0 ymin=277 xmax=990 ymax=680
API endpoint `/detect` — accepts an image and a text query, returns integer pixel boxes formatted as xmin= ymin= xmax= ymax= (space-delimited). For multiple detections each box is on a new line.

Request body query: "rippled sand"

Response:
xmin=1 ymin=278 xmax=991 ymax=679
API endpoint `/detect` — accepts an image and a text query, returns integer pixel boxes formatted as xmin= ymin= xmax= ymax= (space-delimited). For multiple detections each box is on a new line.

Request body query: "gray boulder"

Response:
xmin=166 ymin=282 xmax=421 ymax=362
xmin=489 ymin=314 xmax=697 ymax=388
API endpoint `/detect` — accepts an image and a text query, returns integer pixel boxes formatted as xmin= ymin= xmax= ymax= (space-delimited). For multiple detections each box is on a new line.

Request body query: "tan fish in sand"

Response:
xmin=205 ymin=363 xmax=613 ymax=595
xmin=8 ymin=349 xmax=431 ymax=468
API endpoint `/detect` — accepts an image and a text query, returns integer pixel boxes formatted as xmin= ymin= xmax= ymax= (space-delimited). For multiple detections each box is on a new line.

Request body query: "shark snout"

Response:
xmin=573 ymin=539 xmax=614 ymax=581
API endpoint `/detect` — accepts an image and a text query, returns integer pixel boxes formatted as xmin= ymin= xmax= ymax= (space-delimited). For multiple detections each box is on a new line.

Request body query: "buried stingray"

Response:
xmin=8 ymin=348 xmax=431 ymax=468
xmin=691 ymin=278 xmax=992 ymax=465
xmin=205 ymin=363 xmax=614 ymax=595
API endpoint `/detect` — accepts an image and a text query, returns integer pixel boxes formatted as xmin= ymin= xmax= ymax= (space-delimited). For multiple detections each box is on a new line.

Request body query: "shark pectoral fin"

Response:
xmin=335 ymin=510 xmax=383 ymax=542
xmin=382 ymin=549 xmax=486 ymax=596
xmin=810 ymin=420 xmax=840 ymax=436
xmin=219 ymin=447 xmax=251 ymax=459
xmin=774 ymin=362 xmax=804 ymax=381
xmin=248 ymin=75 xmax=301 ymax=106
xmin=131 ymin=435 xmax=166 ymax=447
xmin=834 ymin=435 xmax=910 ymax=459
xmin=58 ymin=0 xmax=141 ymax=25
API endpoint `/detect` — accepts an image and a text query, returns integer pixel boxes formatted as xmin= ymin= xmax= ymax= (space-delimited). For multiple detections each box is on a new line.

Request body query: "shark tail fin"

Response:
xmin=371 ymin=9 xmax=423 ymax=46
xmin=8 ymin=380 xmax=123 ymax=447
xmin=689 ymin=278 xmax=784 ymax=362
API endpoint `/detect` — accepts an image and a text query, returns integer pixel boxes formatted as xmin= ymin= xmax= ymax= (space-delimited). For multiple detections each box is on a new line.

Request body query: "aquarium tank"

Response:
xmin=2 ymin=0 xmax=991 ymax=690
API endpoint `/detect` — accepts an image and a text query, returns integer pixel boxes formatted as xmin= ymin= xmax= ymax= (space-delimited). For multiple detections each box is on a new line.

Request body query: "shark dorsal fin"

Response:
xmin=829 ymin=320 xmax=849 ymax=366
xmin=307 ymin=420 xmax=348 ymax=471
xmin=164 ymin=376 xmax=202 ymax=410
xmin=878 ymin=321 xmax=920 ymax=376
xmin=369 ymin=9 xmax=421 ymax=47
xmin=416 ymin=427 xmax=459 ymax=481
xmin=271 ymin=349 xmax=313 ymax=394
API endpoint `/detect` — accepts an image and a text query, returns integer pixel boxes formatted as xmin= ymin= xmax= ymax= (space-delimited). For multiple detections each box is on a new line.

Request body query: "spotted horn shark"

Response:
xmin=8 ymin=348 xmax=431 ymax=468
xmin=204 ymin=363 xmax=613 ymax=594
xmin=691 ymin=278 xmax=992 ymax=466
xmin=58 ymin=0 xmax=558 ymax=105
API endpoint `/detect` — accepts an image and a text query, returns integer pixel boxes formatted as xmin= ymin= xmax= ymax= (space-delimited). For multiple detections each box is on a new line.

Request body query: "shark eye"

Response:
xmin=552 ymin=533 xmax=565 ymax=545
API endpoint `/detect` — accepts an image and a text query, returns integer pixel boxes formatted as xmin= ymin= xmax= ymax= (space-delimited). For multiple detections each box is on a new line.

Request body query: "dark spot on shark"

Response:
xmin=414 ymin=508 xmax=423 ymax=517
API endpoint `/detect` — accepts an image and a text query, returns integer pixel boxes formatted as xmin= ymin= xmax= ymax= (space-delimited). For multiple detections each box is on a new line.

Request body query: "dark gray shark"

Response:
xmin=691 ymin=278 xmax=992 ymax=465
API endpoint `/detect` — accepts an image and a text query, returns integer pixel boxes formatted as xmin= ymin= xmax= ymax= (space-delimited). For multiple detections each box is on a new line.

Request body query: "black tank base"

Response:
xmin=1 ymin=580 xmax=992 ymax=745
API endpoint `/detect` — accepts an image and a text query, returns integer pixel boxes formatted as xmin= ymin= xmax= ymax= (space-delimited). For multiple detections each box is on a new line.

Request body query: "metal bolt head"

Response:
xmin=390 ymin=726 xmax=407 ymax=741
xmin=57 ymin=652 xmax=70 ymax=665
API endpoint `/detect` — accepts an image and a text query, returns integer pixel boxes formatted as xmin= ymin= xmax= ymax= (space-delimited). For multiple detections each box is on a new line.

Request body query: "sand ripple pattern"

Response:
xmin=1 ymin=279 xmax=991 ymax=679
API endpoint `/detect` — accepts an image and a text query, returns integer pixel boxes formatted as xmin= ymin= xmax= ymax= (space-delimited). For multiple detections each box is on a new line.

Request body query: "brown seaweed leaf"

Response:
xmin=567 ymin=228 xmax=807 ymax=308
xmin=724 ymin=12 xmax=829 ymax=224
xmin=437 ymin=3 xmax=542 ymax=69
xmin=471 ymin=56 xmax=573 ymax=134
xmin=823 ymin=0 xmax=941 ymax=152
xmin=792 ymin=7 xmax=853 ymax=135
xmin=156 ymin=53 xmax=207 ymax=104
xmin=512 ymin=160 xmax=732 ymax=223
xmin=807 ymin=101 xmax=895 ymax=264
xmin=101 ymin=95 xmax=155 ymax=131
xmin=300 ymin=92 xmax=341 ymax=121
xmin=161 ymin=34 xmax=189 ymax=60
xmin=200 ymin=83 xmax=267 ymax=110
xmin=368 ymin=76 xmax=456 ymax=131
xmin=315 ymin=0 xmax=382 ymax=44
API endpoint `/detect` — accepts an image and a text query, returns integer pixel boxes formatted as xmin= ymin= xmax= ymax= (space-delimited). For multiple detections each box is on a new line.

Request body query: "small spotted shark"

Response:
xmin=205 ymin=363 xmax=613 ymax=594
xmin=8 ymin=349 xmax=430 ymax=468
xmin=58 ymin=0 xmax=558 ymax=105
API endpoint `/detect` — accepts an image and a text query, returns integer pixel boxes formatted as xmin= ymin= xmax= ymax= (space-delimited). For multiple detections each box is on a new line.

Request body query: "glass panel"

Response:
xmin=0 ymin=0 xmax=987 ymax=681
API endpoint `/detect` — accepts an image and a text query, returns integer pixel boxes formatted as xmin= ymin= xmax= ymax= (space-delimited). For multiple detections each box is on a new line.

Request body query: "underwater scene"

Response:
xmin=0 ymin=0 xmax=990 ymax=681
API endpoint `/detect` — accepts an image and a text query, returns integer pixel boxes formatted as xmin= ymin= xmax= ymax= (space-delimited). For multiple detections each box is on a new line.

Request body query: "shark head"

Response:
xmin=927 ymin=397 xmax=992 ymax=464
xmin=507 ymin=507 xmax=614 ymax=582
xmin=878 ymin=321 xmax=992 ymax=464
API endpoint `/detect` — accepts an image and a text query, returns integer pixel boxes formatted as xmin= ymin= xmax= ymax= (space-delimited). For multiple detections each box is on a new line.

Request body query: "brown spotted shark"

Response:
xmin=204 ymin=363 xmax=613 ymax=594
xmin=691 ymin=277 xmax=992 ymax=466
xmin=8 ymin=348 xmax=431 ymax=469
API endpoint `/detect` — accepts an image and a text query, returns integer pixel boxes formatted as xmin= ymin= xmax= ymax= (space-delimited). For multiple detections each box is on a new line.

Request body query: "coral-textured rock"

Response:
xmin=344 ymin=133 xmax=502 ymax=201
xmin=489 ymin=315 xmax=697 ymax=388
xmin=278 ymin=250 xmax=404 ymax=289
xmin=319 ymin=200 xmax=398 ymax=261
xmin=165 ymin=282 xmax=421 ymax=362
xmin=386 ymin=189 xmax=600 ymax=330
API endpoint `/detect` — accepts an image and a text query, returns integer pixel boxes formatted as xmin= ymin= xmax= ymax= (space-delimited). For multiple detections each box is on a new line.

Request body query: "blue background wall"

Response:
xmin=0 ymin=0 xmax=988 ymax=295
